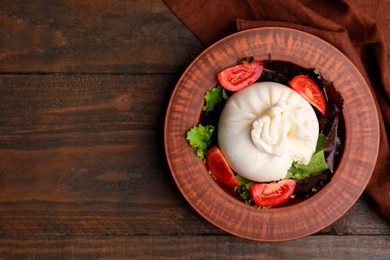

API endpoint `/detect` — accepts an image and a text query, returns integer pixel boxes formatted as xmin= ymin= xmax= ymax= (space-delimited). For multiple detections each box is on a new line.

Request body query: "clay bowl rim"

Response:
xmin=164 ymin=27 xmax=380 ymax=242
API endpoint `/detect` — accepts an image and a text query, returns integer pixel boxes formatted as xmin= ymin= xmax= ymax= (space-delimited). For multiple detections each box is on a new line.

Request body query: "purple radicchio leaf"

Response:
xmin=324 ymin=113 xmax=342 ymax=170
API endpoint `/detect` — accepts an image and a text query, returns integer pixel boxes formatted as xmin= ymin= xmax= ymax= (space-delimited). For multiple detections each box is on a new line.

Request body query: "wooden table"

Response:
xmin=0 ymin=0 xmax=389 ymax=258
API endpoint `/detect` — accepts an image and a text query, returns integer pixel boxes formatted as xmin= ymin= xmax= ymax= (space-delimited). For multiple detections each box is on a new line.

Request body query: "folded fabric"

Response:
xmin=163 ymin=0 xmax=390 ymax=222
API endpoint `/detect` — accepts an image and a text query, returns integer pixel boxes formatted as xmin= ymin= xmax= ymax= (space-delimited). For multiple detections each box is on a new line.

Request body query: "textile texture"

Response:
xmin=163 ymin=0 xmax=390 ymax=221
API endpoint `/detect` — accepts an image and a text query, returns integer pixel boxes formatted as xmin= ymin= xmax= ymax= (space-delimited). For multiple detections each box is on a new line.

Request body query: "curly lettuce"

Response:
xmin=202 ymin=85 xmax=228 ymax=113
xmin=186 ymin=124 xmax=215 ymax=161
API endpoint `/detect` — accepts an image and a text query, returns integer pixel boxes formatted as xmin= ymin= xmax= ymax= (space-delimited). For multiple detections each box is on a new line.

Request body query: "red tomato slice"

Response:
xmin=217 ymin=60 xmax=263 ymax=92
xmin=289 ymin=75 xmax=326 ymax=115
xmin=249 ymin=179 xmax=296 ymax=207
xmin=206 ymin=146 xmax=239 ymax=188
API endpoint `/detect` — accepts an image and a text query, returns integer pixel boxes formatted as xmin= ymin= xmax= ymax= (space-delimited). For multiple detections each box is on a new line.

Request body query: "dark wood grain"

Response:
xmin=0 ymin=73 xmax=223 ymax=236
xmin=0 ymin=0 xmax=204 ymax=74
xmin=0 ymin=74 xmax=388 ymax=238
xmin=0 ymin=0 xmax=389 ymax=257
xmin=1 ymin=196 xmax=389 ymax=236
xmin=0 ymin=235 xmax=389 ymax=259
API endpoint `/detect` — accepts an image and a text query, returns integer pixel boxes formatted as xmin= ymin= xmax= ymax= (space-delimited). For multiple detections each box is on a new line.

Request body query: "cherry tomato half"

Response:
xmin=206 ymin=146 xmax=239 ymax=188
xmin=289 ymin=75 xmax=326 ymax=115
xmin=249 ymin=179 xmax=296 ymax=207
xmin=217 ymin=60 xmax=263 ymax=92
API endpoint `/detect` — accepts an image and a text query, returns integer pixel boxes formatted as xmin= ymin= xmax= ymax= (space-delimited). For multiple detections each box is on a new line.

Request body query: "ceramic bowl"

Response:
xmin=164 ymin=27 xmax=380 ymax=241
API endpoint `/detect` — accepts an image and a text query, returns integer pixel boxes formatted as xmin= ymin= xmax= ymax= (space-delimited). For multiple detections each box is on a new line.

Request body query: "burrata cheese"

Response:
xmin=218 ymin=82 xmax=319 ymax=182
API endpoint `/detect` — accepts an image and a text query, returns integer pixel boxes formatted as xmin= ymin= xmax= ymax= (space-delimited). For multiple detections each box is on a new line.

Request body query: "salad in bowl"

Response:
xmin=186 ymin=56 xmax=344 ymax=208
xmin=165 ymin=27 xmax=379 ymax=241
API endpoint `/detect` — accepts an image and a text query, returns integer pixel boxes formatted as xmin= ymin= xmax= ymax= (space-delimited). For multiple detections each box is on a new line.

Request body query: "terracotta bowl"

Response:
xmin=164 ymin=27 xmax=380 ymax=241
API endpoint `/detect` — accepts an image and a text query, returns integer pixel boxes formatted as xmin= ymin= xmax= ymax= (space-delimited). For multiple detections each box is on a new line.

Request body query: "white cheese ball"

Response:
xmin=218 ymin=82 xmax=319 ymax=182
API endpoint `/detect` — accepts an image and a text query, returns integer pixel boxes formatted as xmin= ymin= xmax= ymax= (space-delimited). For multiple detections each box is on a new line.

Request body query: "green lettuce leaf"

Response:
xmin=186 ymin=124 xmax=215 ymax=161
xmin=234 ymin=175 xmax=255 ymax=205
xmin=203 ymin=85 xmax=228 ymax=112
xmin=315 ymin=132 xmax=326 ymax=152
xmin=286 ymin=133 xmax=330 ymax=180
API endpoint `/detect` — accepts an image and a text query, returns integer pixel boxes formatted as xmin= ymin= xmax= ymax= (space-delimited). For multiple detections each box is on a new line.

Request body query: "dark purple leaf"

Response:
xmin=324 ymin=114 xmax=342 ymax=169
xmin=294 ymin=171 xmax=331 ymax=194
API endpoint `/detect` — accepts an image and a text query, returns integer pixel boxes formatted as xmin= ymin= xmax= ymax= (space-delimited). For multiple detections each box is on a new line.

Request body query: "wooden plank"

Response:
xmin=0 ymin=74 xmax=174 ymax=148
xmin=0 ymin=74 xmax=389 ymax=236
xmin=1 ymin=0 xmax=388 ymax=76
xmin=1 ymin=196 xmax=389 ymax=236
xmin=0 ymin=0 xmax=388 ymax=258
xmin=0 ymin=235 xmax=389 ymax=259
xmin=0 ymin=73 xmax=221 ymax=236
xmin=0 ymin=0 xmax=204 ymax=73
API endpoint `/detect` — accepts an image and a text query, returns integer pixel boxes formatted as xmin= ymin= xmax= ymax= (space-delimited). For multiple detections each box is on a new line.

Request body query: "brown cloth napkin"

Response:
xmin=163 ymin=0 xmax=390 ymax=222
